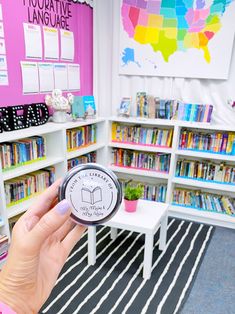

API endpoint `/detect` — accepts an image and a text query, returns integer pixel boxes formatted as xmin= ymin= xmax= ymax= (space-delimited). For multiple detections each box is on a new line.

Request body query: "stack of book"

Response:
xmin=135 ymin=92 xmax=213 ymax=122
xmin=120 ymin=180 xmax=167 ymax=202
xmin=112 ymin=123 xmax=173 ymax=147
xmin=68 ymin=152 xmax=97 ymax=170
xmin=172 ymin=188 xmax=235 ymax=216
xmin=66 ymin=125 xmax=97 ymax=151
xmin=176 ymin=159 xmax=235 ymax=184
xmin=5 ymin=167 xmax=55 ymax=207
xmin=179 ymin=129 xmax=235 ymax=155
xmin=0 ymin=234 xmax=8 ymax=262
xmin=112 ymin=148 xmax=170 ymax=173
xmin=0 ymin=136 xmax=46 ymax=171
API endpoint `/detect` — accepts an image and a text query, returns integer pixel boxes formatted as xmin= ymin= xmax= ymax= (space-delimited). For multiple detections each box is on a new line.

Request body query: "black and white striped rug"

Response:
xmin=40 ymin=219 xmax=213 ymax=314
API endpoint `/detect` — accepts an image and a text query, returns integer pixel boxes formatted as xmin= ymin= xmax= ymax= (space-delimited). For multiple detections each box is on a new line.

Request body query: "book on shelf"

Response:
xmin=112 ymin=148 xmax=170 ymax=172
xmin=120 ymin=179 xmax=167 ymax=202
xmin=4 ymin=167 xmax=55 ymax=207
xmin=147 ymin=95 xmax=157 ymax=119
xmin=67 ymin=124 xmax=97 ymax=151
xmin=0 ymin=136 xmax=46 ymax=171
xmin=118 ymin=97 xmax=131 ymax=117
xmin=111 ymin=123 xmax=173 ymax=148
xmin=133 ymin=92 xmax=213 ymax=122
xmin=68 ymin=152 xmax=97 ymax=170
xmin=179 ymin=129 xmax=235 ymax=155
xmin=173 ymin=102 xmax=213 ymax=122
xmin=172 ymin=188 xmax=235 ymax=216
xmin=136 ymin=92 xmax=148 ymax=118
xmin=83 ymin=96 xmax=96 ymax=118
xmin=71 ymin=96 xmax=86 ymax=120
xmin=176 ymin=159 xmax=235 ymax=184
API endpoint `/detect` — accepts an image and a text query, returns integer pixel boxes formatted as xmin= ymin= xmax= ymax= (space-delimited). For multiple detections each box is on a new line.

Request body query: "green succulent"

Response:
xmin=124 ymin=183 xmax=144 ymax=201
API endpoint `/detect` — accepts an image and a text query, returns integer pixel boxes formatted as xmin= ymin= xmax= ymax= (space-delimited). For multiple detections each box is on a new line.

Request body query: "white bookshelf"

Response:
xmin=0 ymin=118 xmax=106 ymax=239
xmin=0 ymin=116 xmax=235 ymax=240
xmin=107 ymin=117 xmax=235 ymax=229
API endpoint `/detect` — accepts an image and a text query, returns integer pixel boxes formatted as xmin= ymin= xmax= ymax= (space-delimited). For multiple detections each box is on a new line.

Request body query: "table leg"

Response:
xmin=143 ymin=233 xmax=154 ymax=280
xmin=159 ymin=214 xmax=168 ymax=251
xmin=88 ymin=226 xmax=96 ymax=265
xmin=110 ymin=227 xmax=118 ymax=240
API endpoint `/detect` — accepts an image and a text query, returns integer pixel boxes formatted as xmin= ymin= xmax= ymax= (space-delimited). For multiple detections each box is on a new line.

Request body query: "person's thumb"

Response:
xmin=27 ymin=199 xmax=71 ymax=249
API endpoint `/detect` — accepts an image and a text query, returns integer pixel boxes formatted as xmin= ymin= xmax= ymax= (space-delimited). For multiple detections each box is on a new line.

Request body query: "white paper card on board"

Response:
xmin=68 ymin=64 xmax=80 ymax=91
xmin=0 ymin=71 xmax=8 ymax=85
xmin=21 ymin=61 xmax=39 ymax=94
xmin=44 ymin=27 xmax=59 ymax=60
xmin=0 ymin=38 xmax=6 ymax=54
xmin=0 ymin=22 xmax=4 ymax=38
xmin=54 ymin=64 xmax=68 ymax=90
xmin=38 ymin=62 xmax=54 ymax=93
xmin=23 ymin=23 xmax=42 ymax=59
xmin=0 ymin=5 xmax=2 ymax=21
xmin=60 ymin=30 xmax=74 ymax=61
xmin=0 ymin=55 xmax=7 ymax=70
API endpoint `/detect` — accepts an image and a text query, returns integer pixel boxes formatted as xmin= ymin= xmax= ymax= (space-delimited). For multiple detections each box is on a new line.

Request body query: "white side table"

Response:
xmin=88 ymin=200 xmax=169 ymax=280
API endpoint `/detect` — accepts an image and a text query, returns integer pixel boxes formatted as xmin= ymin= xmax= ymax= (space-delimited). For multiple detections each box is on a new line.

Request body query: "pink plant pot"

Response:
xmin=124 ymin=199 xmax=138 ymax=212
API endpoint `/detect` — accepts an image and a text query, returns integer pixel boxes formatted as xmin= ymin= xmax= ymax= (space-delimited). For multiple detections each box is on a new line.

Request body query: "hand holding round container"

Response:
xmin=59 ymin=163 xmax=123 ymax=225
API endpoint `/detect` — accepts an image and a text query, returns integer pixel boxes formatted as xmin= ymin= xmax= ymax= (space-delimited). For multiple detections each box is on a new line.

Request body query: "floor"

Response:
xmin=180 ymin=226 xmax=235 ymax=314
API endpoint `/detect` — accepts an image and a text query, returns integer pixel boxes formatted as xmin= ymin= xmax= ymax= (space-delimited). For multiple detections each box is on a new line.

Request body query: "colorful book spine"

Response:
xmin=4 ymin=167 xmax=55 ymax=207
xmin=176 ymin=159 xmax=235 ymax=184
xmin=120 ymin=179 xmax=167 ymax=203
xmin=68 ymin=152 xmax=97 ymax=170
xmin=66 ymin=125 xmax=97 ymax=151
xmin=172 ymin=188 xmax=235 ymax=216
xmin=135 ymin=92 xmax=213 ymax=122
xmin=112 ymin=123 xmax=173 ymax=148
xmin=179 ymin=129 xmax=235 ymax=155
xmin=112 ymin=148 xmax=170 ymax=173
xmin=0 ymin=136 xmax=46 ymax=171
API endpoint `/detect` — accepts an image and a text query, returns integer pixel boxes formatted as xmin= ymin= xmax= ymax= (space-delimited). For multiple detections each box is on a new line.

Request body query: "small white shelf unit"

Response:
xmin=0 ymin=118 xmax=106 ymax=238
xmin=107 ymin=117 xmax=235 ymax=229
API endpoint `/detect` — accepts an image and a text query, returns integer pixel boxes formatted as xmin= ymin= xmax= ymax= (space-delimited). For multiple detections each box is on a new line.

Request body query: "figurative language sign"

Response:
xmin=23 ymin=0 xmax=73 ymax=30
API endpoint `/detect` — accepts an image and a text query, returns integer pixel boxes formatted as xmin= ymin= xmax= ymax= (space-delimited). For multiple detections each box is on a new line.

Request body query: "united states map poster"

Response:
xmin=119 ymin=0 xmax=235 ymax=79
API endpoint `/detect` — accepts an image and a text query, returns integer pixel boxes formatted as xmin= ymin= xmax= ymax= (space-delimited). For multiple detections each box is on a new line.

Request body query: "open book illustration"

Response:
xmin=81 ymin=183 xmax=102 ymax=205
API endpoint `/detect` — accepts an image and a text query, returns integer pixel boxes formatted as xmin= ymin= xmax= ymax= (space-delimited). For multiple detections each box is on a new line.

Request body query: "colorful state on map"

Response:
xmin=122 ymin=47 xmax=141 ymax=66
xmin=121 ymin=0 xmax=235 ymax=63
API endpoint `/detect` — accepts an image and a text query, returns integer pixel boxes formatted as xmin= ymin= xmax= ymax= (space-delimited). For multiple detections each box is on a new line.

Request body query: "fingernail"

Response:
xmin=56 ymin=199 xmax=70 ymax=215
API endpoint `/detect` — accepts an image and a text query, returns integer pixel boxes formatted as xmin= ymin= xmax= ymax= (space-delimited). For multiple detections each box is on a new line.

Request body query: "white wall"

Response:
xmin=94 ymin=0 xmax=235 ymax=126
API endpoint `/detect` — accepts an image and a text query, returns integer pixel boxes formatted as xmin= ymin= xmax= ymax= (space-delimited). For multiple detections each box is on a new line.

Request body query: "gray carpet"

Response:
xmin=40 ymin=219 xmax=213 ymax=314
xmin=180 ymin=227 xmax=235 ymax=314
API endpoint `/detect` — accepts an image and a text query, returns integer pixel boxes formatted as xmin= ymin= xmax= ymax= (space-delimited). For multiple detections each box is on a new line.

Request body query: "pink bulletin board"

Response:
xmin=0 ymin=0 xmax=93 ymax=106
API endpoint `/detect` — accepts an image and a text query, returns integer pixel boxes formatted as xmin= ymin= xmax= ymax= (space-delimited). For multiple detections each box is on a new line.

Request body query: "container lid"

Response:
xmin=59 ymin=163 xmax=122 ymax=226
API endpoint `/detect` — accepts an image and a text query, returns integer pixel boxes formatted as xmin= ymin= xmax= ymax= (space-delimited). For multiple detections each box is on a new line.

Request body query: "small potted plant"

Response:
xmin=124 ymin=182 xmax=144 ymax=213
